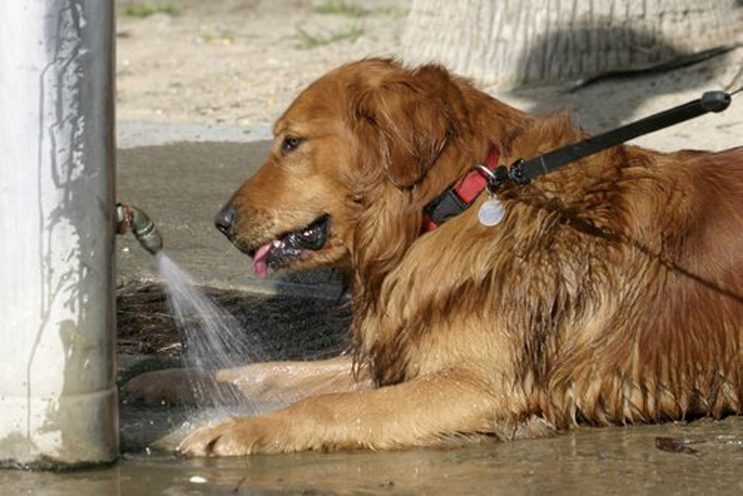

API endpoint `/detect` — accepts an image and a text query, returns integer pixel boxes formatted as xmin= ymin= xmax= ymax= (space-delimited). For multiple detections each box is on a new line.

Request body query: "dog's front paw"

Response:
xmin=177 ymin=416 xmax=287 ymax=456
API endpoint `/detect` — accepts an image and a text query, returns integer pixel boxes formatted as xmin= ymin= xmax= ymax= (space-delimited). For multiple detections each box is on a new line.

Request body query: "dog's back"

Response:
xmin=538 ymin=145 xmax=743 ymax=426
xmin=644 ymin=147 xmax=743 ymax=417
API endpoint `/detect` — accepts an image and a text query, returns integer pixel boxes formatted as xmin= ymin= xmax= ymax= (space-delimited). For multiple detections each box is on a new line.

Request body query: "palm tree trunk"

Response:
xmin=402 ymin=0 xmax=742 ymax=87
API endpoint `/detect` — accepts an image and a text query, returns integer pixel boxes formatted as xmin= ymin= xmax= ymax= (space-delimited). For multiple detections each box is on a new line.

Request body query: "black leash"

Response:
xmin=488 ymin=90 xmax=735 ymax=191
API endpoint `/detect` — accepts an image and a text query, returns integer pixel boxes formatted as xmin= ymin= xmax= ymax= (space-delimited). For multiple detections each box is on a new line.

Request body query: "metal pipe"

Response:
xmin=117 ymin=203 xmax=164 ymax=255
xmin=0 ymin=0 xmax=117 ymax=467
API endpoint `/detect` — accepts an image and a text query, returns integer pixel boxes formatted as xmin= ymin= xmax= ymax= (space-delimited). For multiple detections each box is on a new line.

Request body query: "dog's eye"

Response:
xmin=281 ymin=136 xmax=304 ymax=156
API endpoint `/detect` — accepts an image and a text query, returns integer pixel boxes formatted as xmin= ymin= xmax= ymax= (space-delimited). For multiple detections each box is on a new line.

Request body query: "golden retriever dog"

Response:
xmin=125 ymin=58 xmax=742 ymax=456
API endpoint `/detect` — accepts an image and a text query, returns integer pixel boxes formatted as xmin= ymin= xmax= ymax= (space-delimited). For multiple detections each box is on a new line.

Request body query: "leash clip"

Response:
xmin=479 ymin=161 xmax=530 ymax=193
xmin=476 ymin=164 xmax=509 ymax=194
xmin=508 ymin=159 xmax=530 ymax=186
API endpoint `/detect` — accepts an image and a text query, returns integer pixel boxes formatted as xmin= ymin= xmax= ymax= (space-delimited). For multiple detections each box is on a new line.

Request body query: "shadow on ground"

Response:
xmin=503 ymin=25 xmax=740 ymax=136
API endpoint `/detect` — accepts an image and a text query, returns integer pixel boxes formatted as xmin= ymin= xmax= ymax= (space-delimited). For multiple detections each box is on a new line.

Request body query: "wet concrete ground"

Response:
xmin=3 ymin=415 xmax=742 ymax=495
xmin=4 ymin=134 xmax=740 ymax=494
xmin=116 ymin=283 xmax=350 ymax=359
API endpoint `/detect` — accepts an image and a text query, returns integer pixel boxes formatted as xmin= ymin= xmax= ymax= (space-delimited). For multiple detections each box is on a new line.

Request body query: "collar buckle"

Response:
xmin=421 ymin=146 xmax=501 ymax=232
xmin=423 ymin=188 xmax=470 ymax=227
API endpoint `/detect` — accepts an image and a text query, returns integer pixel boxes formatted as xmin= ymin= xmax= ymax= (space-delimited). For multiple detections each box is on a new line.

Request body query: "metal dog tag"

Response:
xmin=478 ymin=197 xmax=505 ymax=227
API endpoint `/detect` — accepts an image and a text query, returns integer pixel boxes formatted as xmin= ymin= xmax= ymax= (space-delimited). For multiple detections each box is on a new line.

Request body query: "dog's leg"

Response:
xmin=178 ymin=368 xmax=538 ymax=456
xmin=122 ymin=356 xmax=366 ymax=406
xmin=122 ymin=367 xmax=236 ymax=406
xmin=216 ymin=356 xmax=371 ymax=402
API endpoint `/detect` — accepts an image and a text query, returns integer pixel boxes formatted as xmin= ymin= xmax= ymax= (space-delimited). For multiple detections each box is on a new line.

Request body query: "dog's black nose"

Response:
xmin=215 ymin=204 xmax=237 ymax=236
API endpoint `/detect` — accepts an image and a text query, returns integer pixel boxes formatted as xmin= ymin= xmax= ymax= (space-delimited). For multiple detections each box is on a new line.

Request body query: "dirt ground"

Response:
xmin=116 ymin=0 xmax=409 ymax=126
xmin=116 ymin=0 xmax=743 ymax=150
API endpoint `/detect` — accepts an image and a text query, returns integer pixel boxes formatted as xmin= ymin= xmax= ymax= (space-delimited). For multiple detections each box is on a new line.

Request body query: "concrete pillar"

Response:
xmin=0 ymin=0 xmax=118 ymax=467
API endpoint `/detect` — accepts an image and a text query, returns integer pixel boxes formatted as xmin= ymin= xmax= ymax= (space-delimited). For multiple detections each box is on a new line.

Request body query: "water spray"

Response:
xmin=117 ymin=203 xmax=164 ymax=255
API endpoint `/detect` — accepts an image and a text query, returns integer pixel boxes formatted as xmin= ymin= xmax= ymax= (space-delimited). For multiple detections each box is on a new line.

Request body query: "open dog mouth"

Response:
xmin=249 ymin=214 xmax=330 ymax=278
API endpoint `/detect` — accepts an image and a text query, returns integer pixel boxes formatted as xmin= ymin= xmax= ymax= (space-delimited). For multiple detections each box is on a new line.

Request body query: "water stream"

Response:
xmin=118 ymin=250 xmax=350 ymax=452
xmin=154 ymin=252 xmax=270 ymax=425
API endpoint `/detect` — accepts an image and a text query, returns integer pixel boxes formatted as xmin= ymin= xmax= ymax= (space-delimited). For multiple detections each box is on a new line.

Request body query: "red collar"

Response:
xmin=421 ymin=146 xmax=500 ymax=232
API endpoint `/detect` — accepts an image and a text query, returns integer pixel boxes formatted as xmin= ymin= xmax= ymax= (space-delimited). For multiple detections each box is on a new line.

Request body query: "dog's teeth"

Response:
xmin=272 ymin=240 xmax=281 ymax=247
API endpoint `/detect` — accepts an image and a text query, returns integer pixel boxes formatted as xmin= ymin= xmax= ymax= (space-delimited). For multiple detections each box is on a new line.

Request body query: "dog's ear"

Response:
xmin=353 ymin=64 xmax=464 ymax=188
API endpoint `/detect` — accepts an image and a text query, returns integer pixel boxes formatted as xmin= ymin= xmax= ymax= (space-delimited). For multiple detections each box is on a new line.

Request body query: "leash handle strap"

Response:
xmin=517 ymin=90 xmax=732 ymax=182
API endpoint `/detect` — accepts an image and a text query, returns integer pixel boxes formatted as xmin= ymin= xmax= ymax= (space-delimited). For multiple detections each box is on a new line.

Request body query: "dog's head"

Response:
xmin=215 ymin=59 xmax=473 ymax=277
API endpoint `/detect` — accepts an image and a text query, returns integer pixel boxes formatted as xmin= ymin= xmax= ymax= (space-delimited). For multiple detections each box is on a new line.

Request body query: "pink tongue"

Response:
xmin=252 ymin=242 xmax=273 ymax=278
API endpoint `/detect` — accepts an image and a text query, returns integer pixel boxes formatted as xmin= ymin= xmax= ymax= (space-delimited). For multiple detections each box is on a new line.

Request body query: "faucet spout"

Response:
xmin=116 ymin=203 xmax=163 ymax=255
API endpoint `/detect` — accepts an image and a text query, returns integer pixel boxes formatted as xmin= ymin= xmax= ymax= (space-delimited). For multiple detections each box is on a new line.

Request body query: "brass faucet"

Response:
xmin=116 ymin=203 xmax=163 ymax=255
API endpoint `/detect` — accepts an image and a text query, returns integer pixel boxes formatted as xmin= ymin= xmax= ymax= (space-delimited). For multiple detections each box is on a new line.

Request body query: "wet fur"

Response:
xmin=168 ymin=59 xmax=741 ymax=455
